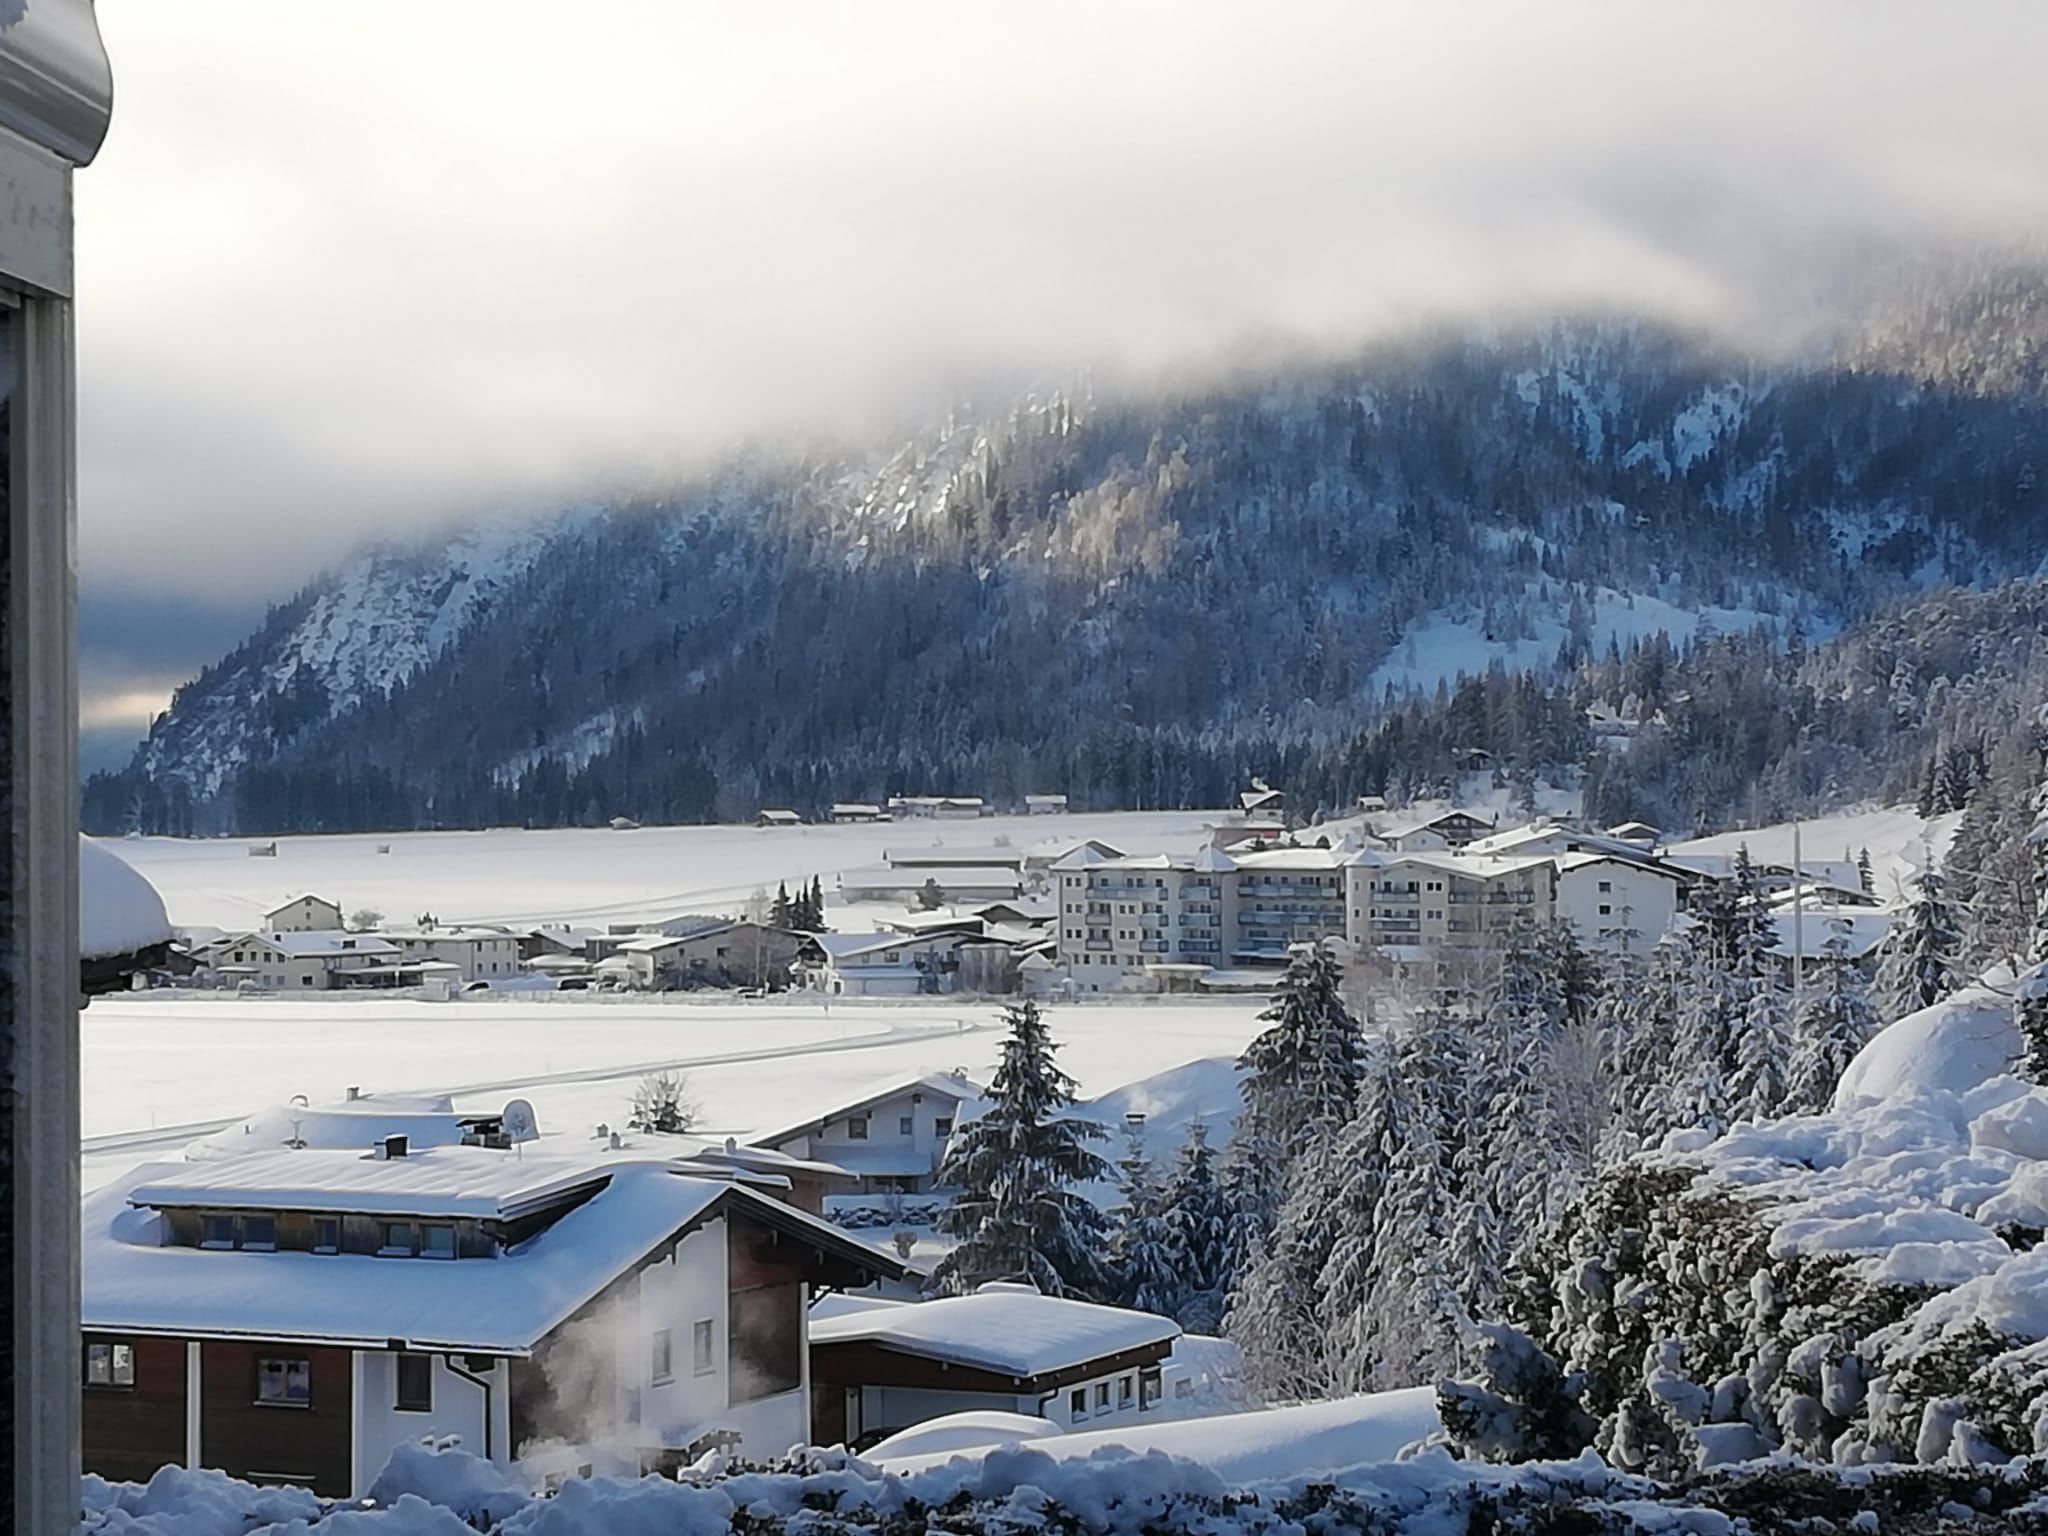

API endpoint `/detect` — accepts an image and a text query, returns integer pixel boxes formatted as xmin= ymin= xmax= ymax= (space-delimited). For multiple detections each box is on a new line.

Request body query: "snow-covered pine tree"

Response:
xmin=1785 ymin=920 xmax=1879 ymax=1113
xmin=1160 ymin=1120 xmax=1230 ymax=1333
xmin=1728 ymin=858 xmax=1790 ymax=1123
xmin=1872 ymin=863 xmax=1965 ymax=1024
xmin=2022 ymin=777 xmax=2048 ymax=1083
xmin=1596 ymin=945 xmax=1674 ymax=1160
xmin=770 ymin=881 xmax=794 ymax=929
xmin=930 ymin=1000 xmax=1112 ymax=1298
xmin=1314 ymin=1036 xmax=1405 ymax=1393
xmin=1106 ymin=1121 xmax=1180 ymax=1317
xmin=1857 ymin=847 xmax=1875 ymax=898
xmin=1670 ymin=875 xmax=1745 ymax=1135
xmin=1228 ymin=1116 xmax=1358 ymax=1403
xmin=1483 ymin=913 xmax=1574 ymax=1247
xmin=1231 ymin=942 xmax=1366 ymax=1226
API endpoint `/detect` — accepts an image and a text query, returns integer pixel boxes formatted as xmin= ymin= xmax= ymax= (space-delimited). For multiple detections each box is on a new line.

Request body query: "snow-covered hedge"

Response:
xmin=79 ymin=1440 xmax=2048 ymax=1536
xmin=1447 ymin=982 xmax=2048 ymax=1472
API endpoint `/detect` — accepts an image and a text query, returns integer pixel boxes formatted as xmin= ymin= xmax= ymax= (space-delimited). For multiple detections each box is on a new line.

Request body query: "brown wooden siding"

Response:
xmin=82 ymin=1334 xmax=187 ymax=1484
xmin=199 ymin=1341 xmax=353 ymax=1497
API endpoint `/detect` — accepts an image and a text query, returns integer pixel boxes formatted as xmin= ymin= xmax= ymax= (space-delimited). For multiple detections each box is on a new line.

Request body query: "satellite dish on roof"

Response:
xmin=501 ymin=1098 xmax=540 ymax=1144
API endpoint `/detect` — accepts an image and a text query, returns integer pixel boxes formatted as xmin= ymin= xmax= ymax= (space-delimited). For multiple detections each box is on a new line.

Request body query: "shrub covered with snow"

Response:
xmin=77 ymin=1440 xmax=2048 ymax=1536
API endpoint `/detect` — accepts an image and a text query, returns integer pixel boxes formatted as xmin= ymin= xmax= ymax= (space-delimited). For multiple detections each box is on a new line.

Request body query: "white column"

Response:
xmin=184 ymin=1342 xmax=202 ymax=1468
xmin=350 ymin=1351 xmax=369 ymax=1494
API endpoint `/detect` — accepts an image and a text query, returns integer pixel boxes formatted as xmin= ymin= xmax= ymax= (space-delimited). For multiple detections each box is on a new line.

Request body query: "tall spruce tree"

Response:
xmin=1786 ymin=921 xmax=1879 ymax=1112
xmin=1231 ymin=942 xmax=1366 ymax=1227
xmin=770 ymin=881 xmax=794 ymax=930
xmin=1107 ymin=1121 xmax=1180 ymax=1316
xmin=1160 ymin=1120 xmax=1230 ymax=1333
xmin=1873 ymin=863 xmax=1966 ymax=1024
xmin=931 ymin=1000 xmax=1111 ymax=1298
xmin=2022 ymin=784 xmax=2048 ymax=1083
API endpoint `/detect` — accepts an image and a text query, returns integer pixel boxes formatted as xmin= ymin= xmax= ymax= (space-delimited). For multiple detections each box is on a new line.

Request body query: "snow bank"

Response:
xmin=875 ymin=1389 xmax=1441 ymax=1483
xmin=80 ymin=836 xmax=172 ymax=959
xmin=864 ymin=1410 xmax=1064 ymax=1460
xmin=1834 ymin=971 xmax=2022 ymax=1107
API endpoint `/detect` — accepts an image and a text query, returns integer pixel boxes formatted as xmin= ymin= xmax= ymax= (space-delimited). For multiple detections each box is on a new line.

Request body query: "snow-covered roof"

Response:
xmin=183 ymin=1096 xmax=471 ymax=1163
xmin=375 ymin=925 xmax=516 ymax=943
xmin=1233 ymin=846 xmax=1349 ymax=871
xmin=841 ymin=863 xmax=1023 ymax=890
xmin=1048 ymin=841 xmax=1127 ymax=870
xmin=262 ymin=931 xmax=401 ymax=959
xmin=87 ymin=1162 xmax=901 ymax=1353
xmin=80 ymin=839 xmax=172 ymax=961
xmin=885 ymin=846 xmax=1025 ymax=867
xmin=1766 ymin=909 xmax=1890 ymax=961
xmin=263 ymin=893 xmax=338 ymax=916
xmin=614 ymin=932 xmax=698 ymax=954
xmin=809 ymin=1284 xmax=1179 ymax=1378
xmin=1359 ymin=850 xmax=1555 ymax=879
xmin=831 ymin=802 xmax=883 ymax=815
xmin=1557 ymin=849 xmax=1687 ymax=879
xmin=128 ymin=1144 xmax=621 ymax=1221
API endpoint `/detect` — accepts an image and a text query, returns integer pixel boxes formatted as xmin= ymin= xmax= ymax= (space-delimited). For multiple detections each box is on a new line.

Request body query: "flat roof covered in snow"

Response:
xmin=809 ymin=1285 xmax=1179 ymax=1379
xmin=128 ymin=1144 xmax=625 ymax=1220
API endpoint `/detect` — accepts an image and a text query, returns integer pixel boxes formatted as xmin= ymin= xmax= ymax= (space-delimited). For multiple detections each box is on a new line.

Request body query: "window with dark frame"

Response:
xmin=395 ymin=1353 xmax=433 ymax=1412
xmin=898 ymin=1115 xmax=913 ymax=1136
xmin=847 ymin=1116 xmax=869 ymax=1140
xmin=313 ymin=1217 xmax=340 ymax=1254
xmin=692 ymin=1319 xmax=715 ymax=1374
xmin=201 ymin=1214 xmax=236 ymax=1249
xmin=240 ymin=1214 xmax=277 ymax=1251
xmin=1095 ymin=1381 xmax=1110 ymax=1410
xmin=256 ymin=1356 xmax=312 ymax=1407
xmin=651 ymin=1328 xmax=674 ymax=1384
xmin=380 ymin=1221 xmax=414 ymax=1256
xmin=1069 ymin=1388 xmax=1087 ymax=1420
xmin=422 ymin=1223 xmax=456 ymax=1259
xmin=934 ymin=1116 xmax=953 ymax=1137
xmin=83 ymin=1342 xmax=135 ymax=1389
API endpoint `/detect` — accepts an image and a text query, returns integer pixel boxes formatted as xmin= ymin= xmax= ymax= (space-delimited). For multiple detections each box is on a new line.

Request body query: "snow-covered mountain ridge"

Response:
xmin=91 ymin=289 xmax=2048 ymax=834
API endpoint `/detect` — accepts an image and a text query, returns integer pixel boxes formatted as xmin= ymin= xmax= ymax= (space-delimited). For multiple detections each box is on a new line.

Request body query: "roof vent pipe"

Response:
xmin=384 ymin=1134 xmax=409 ymax=1159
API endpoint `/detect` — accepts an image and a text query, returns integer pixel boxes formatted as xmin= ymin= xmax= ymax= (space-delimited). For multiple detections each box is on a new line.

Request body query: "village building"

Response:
xmin=808 ymin=1285 xmax=1180 ymax=1447
xmin=1367 ymin=808 xmax=1496 ymax=852
xmin=887 ymin=796 xmax=986 ymax=820
xmin=81 ymin=1140 xmax=904 ymax=1495
xmin=750 ymin=1072 xmax=984 ymax=1197
xmin=1554 ymin=851 xmax=1694 ymax=951
xmin=830 ymin=803 xmax=886 ymax=823
xmin=263 ymin=895 xmax=344 ymax=933
xmin=190 ymin=931 xmax=404 ymax=991
xmin=1053 ymin=846 xmax=1236 ymax=992
xmin=372 ymin=924 xmax=523 ymax=983
xmin=1237 ymin=780 xmax=1285 ymax=818
xmin=1229 ymin=845 xmax=1349 ymax=965
xmin=1346 ymin=850 xmax=1557 ymax=952
xmin=1023 ymin=793 xmax=1068 ymax=815
xmin=757 ymin=809 xmax=803 ymax=828
xmin=614 ymin=920 xmax=800 ymax=991
xmin=794 ymin=932 xmax=982 ymax=996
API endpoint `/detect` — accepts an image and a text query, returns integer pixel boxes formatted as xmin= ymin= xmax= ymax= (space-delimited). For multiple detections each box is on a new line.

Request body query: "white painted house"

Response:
xmin=751 ymin=1072 xmax=984 ymax=1194
xmin=374 ymin=925 xmax=522 ymax=983
xmin=263 ymin=894 xmax=344 ymax=933
xmin=1555 ymin=851 xmax=1690 ymax=952
xmin=82 ymin=1142 xmax=903 ymax=1495
xmin=191 ymin=931 xmax=401 ymax=991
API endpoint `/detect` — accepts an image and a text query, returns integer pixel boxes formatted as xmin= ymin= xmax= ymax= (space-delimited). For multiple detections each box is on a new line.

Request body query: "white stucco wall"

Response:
xmin=1558 ymin=861 xmax=1680 ymax=951
xmin=352 ymin=1352 xmax=510 ymax=1495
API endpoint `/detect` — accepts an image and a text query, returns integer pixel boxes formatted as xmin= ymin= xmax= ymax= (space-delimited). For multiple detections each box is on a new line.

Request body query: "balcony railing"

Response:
xmin=1373 ymin=890 xmax=1420 ymax=903
xmin=1139 ymin=939 xmax=1171 ymax=954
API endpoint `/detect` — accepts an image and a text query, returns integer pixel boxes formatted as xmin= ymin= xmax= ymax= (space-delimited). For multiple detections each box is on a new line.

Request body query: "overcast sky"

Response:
xmin=75 ymin=2 xmax=2048 ymax=760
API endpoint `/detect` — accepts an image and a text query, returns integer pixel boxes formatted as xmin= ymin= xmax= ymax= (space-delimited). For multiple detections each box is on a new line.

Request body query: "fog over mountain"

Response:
xmin=77 ymin=2 xmax=2048 ymax=766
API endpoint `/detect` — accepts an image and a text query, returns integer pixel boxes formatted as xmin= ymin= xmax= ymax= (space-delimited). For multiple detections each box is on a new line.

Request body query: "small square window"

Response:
xmin=693 ymin=1319 xmax=715 ymax=1375
xmin=651 ymin=1328 xmax=674 ymax=1385
xmin=1119 ymin=1375 xmax=1133 ymax=1407
xmin=240 ymin=1215 xmax=277 ymax=1251
xmin=1069 ymin=1389 xmax=1087 ymax=1420
xmin=380 ymin=1222 xmax=414 ymax=1257
xmin=313 ymin=1218 xmax=340 ymax=1254
xmin=898 ymin=1115 xmax=914 ymax=1136
xmin=395 ymin=1353 xmax=433 ymax=1412
xmin=256 ymin=1357 xmax=312 ymax=1407
xmin=422 ymin=1224 xmax=457 ymax=1260
xmin=847 ymin=1116 xmax=869 ymax=1141
xmin=201 ymin=1215 xmax=236 ymax=1250
xmin=1095 ymin=1382 xmax=1110 ymax=1410
xmin=84 ymin=1342 xmax=135 ymax=1389
xmin=934 ymin=1117 xmax=953 ymax=1137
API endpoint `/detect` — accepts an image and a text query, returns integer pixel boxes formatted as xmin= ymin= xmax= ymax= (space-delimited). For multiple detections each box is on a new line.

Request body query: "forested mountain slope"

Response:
xmin=88 ymin=274 xmax=2048 ymax=835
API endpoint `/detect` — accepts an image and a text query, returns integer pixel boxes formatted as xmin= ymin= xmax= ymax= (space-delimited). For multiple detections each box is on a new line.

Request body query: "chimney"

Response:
xmin=346 ymin=1086 xmax=361 ymax=1101
xmin=383 ymin=1134 xmax=409 ymax=1159
xmin=608 ymin=1131 xmax=622 ymax=1151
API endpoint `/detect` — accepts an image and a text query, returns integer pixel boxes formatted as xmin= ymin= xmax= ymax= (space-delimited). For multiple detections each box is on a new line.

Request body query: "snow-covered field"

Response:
xmin=82 ymin=993 xmax=1266 ymax=1192
xmin=95 ymin=811 xmax=1228 ymax=932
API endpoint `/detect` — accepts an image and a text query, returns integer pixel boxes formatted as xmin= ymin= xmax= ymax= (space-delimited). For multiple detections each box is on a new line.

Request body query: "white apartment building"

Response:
xmin=263 ymin=894 xmax=344 ymax=933
xmin=1053 ymin=847 xmax=1237 ymax=992
xmin=1228 ymin=846 xmax=1350 ymax=964
xmin=192 ymin=930 xmax=400 ymax=990
xmin=1346 ymin=852 xmax=1557 ymax=952
xmin=374 ymin=925 xmax=523 ymax=982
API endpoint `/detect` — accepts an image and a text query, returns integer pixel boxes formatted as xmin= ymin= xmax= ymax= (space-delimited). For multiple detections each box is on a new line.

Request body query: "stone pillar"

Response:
xmin=0 ymin=7 xmax=112 ymax=1526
